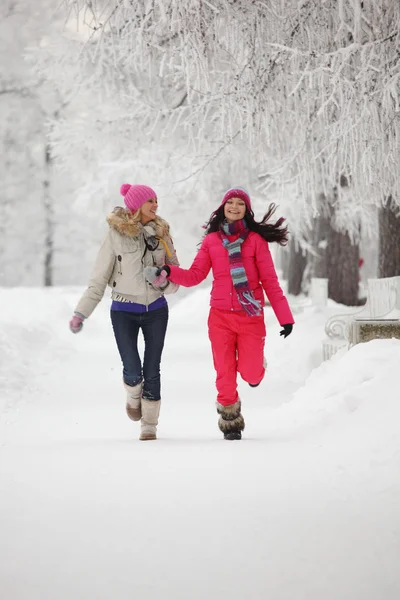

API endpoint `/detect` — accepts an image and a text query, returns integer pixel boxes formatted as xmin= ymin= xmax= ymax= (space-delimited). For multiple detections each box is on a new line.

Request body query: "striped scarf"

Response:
xmin=220 ymin=219 xmax=263 ymax=316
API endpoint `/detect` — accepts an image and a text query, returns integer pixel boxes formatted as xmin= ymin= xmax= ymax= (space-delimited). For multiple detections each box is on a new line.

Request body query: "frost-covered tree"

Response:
xmin=59 ymin=1 xmax=399 ymax=208
xmin=0 ymin=0 xmax=100 ymax=286
xmin=0 ymin=1 xmax=64 ymax=286
xmin=53 ymin=1 xmax=399 ymax=299
xmin=0 ymin=2 xmax=47 ymax=285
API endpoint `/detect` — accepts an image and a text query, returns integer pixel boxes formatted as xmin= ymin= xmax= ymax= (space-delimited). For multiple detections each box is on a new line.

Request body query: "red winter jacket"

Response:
xmin=168 ymin=231 xmax=294 ymax=325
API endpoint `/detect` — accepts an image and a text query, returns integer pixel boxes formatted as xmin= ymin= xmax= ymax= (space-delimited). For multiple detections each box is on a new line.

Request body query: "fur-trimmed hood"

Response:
xmin=106 ymin=206 xmax=170 ymax=238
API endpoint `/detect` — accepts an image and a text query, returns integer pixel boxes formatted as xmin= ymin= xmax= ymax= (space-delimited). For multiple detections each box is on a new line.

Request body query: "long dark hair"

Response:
xmin=203 ymin=203 xmax=289 ymax=246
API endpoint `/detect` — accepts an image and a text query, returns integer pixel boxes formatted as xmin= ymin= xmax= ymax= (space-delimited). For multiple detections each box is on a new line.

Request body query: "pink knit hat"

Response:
xmin=221 ymin=187 xmax=251 ymax=210
xmin=120 ymin=183 xmax=157 ymax=213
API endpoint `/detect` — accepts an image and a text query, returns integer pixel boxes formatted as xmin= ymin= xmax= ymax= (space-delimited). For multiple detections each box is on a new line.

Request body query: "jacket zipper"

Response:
xmin=141 ymin=234 xmax=149 ymax=312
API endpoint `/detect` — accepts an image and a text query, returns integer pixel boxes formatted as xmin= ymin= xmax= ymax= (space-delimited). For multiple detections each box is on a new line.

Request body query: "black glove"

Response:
xmin=156 ymin=264 xmax=170 ymax=277
xmin=280 ymin=324 xmax=293 ymax=338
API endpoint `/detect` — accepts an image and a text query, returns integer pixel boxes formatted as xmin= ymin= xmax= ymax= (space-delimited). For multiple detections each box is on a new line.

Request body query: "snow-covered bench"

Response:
xmin=322 ymin=276 xmax=400 ymax=361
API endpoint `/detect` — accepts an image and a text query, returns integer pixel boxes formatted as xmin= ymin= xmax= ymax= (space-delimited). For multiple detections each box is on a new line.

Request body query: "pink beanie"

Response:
xmin=221 ymin=187 xmax=251 ymax=210
xmin=120 ymin=183 xmax=157 ymax=213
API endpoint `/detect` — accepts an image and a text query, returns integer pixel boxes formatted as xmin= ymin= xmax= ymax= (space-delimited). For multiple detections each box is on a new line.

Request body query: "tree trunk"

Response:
xmin=279 ymin=245 xmax=290 ymax=281
xmin=312 ymin=214 xmax=330 ymax=278
xmin=327 ymin=228 xmax=360 ymax=306
xmin=379 ymin=198 xmax=400 ymax=277
xmin=311 ymin=208 xmax=360 ymax=306
xmin=288 ymin=238 xmax=307 ymax=295
xmin=43 ymin=143 xmax=53 ymax=287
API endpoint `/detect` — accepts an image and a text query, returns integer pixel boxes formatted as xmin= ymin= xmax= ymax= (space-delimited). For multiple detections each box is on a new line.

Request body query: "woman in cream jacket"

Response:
xmin=69 ymin=184 xmax=179 ymax=441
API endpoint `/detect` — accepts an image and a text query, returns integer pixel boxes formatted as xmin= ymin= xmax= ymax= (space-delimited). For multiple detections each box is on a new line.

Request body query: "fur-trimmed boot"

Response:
xmin=216 ymin=400 xmax=245 ymax=440
xmin=140 ymin=399 xmax=161 ymax=441
xmin=124 ymin=381 xmax=142 ymax=421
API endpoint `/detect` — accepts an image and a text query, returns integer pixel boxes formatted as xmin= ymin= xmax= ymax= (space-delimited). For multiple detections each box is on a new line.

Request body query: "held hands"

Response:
xmin=69 ymin=314 xmax=84 ymax=334
xmin=280 ymin=324 xmax=293 ymax=338
xmin=144 ymin=265 xmax=171 ymax=288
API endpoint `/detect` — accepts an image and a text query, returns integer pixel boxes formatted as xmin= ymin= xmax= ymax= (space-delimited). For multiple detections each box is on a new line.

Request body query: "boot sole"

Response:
xmin=140 ymin=433 xmax=157 ymax=441
xmin=224 ymin=432 xmax=242 ymax=440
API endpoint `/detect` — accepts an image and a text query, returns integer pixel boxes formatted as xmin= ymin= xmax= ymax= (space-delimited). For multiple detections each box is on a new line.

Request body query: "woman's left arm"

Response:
xmin=255 ymin=235 xmax=294 ymax=325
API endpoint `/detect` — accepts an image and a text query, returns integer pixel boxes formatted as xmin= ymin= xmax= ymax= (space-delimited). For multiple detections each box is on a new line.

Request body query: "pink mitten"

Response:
xmin=144 ymin=266 xmax=169 ymax=289
xmin=69 ymin=315 xmax=84 ymax=334
xmin=152 ymin=269 xmax=168 ymax=288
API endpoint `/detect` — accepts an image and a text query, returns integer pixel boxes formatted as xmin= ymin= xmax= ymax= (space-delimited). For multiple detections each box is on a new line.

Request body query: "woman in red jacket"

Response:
xmin=144 ymin=188 xmax=294 ymax=440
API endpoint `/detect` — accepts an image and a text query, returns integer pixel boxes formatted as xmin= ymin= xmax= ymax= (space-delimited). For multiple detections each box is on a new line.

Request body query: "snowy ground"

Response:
xmin=1 ymin=287 xmax=399 ymax=600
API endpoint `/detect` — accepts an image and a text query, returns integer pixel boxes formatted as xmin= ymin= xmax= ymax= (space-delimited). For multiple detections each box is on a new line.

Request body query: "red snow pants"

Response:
xmin=207 ymin=307 xmax=266 ymax=406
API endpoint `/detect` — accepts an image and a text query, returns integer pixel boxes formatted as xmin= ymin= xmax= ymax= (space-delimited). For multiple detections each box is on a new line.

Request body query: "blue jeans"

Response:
xmin=110 ymin=306 xmax=169 ymax=400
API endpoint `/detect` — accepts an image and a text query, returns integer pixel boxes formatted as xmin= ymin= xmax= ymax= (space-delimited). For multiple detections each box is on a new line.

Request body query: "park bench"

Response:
xmin=322 ymin=276 xmax=400 ymax=361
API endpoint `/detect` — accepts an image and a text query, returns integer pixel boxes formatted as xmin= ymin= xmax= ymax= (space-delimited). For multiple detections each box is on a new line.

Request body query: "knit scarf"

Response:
xmin=220 ymin=219 xmax=263 ymax=317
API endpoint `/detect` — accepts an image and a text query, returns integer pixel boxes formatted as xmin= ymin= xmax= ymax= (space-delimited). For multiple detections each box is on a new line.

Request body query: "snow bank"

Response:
xmin=1 ymin=287 xmax=400 ymax=600
xmin=267 ymin=337 xmax=400 ymax=434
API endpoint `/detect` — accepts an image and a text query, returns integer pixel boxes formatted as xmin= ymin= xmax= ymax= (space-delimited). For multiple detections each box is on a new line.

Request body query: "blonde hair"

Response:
xmin=127 ymin=206 xmax=170 ymax=236
xmin=128 ymin=206 xmax=143 ymax=225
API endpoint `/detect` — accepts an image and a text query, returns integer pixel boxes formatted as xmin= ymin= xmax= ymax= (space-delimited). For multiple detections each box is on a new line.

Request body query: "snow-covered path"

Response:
xmin=1 ymin=288 xmax=399 ymax=599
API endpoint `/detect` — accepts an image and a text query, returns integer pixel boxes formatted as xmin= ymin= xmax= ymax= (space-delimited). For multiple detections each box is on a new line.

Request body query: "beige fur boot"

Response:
xmin=124 ymin=381 xmax=142 ymax=421
xmin=216 ymin=400 xmax=245 ymax=440
xmin=140 ymin=399 xmax=161 ymax=441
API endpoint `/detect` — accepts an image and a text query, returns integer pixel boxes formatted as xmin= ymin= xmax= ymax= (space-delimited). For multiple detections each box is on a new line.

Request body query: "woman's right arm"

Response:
xmin=168 ymin=236 xmax=212 ymax=287
xmin=74 ymin=231 xmax=115 ymax=318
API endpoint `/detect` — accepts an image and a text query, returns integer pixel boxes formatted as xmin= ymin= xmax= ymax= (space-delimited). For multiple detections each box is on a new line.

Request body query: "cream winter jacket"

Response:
xmin=75 ymin=207 xmax=180 ymax=318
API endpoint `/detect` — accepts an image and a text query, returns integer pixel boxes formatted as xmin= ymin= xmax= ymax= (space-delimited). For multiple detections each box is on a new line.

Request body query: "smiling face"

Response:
xmin=224 ymin=197 xmax=247 ymax=223
xmin=140 ymin=198 xmax=158 ymax=224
